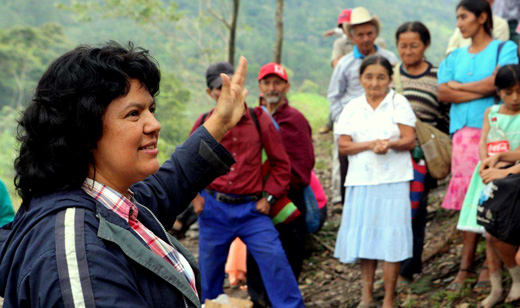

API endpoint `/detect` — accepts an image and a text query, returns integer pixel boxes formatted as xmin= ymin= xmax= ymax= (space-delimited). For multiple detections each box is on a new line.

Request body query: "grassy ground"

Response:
xmin=289 ymin=92 xmax=329 ymax=133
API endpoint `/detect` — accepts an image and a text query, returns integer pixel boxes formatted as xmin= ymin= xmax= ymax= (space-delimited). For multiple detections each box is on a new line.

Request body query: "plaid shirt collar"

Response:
xmin=81 ymin=178 xmax=199 ymax=299
xmin=82 ymin=178 xmax=138 ymax=223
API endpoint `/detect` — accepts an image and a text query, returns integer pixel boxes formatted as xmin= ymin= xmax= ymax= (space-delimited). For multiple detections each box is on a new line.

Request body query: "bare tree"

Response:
xmin=206 ymin=0 xmax=240 ymax=65
xmin=274 ymin=0 xmax=284 ymax=64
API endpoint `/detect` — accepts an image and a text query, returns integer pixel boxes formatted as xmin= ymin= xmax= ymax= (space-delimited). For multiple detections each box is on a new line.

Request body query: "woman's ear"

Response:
xmin=478 ymin=12 xmax=488 ymax=25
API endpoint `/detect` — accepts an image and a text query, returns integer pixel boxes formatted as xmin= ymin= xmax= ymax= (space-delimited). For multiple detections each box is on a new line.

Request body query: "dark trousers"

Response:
xmin=339 ymin=154 xmax=349 ymax=204
xmin=400 ymin=174 xmax=435 ymax=277
xmin=247 ymin=189 xmax=306 ymax=307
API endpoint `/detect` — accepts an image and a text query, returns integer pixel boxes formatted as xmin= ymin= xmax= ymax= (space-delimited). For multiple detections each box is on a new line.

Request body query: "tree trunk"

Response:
xmin=228 ymin=0 xmax=240 ymax=66
xmin=274 ymin=0 xmax=284 ymax=64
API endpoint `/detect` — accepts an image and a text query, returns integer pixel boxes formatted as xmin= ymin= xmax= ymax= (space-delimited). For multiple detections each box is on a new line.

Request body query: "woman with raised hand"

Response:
xmin=335 ymin=55 xmax=416 ymax=308
xmin=0 ymin=41 xmax=248 ymax=308
xmin=437 ymin=0 xmax=519 ymax=292
xmin=393 ymin=21 xmax=450 ymax=282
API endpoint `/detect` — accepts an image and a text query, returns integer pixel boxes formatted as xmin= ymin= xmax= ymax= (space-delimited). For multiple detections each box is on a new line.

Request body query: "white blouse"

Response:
xmin=334 ymin=89 xmax=416 ymax=186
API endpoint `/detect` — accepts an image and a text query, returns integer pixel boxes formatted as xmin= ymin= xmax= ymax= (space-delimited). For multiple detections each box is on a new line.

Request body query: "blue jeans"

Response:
xmin=198 ymin=190 xmax=304 ymax=308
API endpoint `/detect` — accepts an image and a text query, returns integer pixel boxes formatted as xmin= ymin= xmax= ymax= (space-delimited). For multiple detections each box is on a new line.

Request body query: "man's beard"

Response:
xmin=264 ymin=92 xmax=281 ymax=104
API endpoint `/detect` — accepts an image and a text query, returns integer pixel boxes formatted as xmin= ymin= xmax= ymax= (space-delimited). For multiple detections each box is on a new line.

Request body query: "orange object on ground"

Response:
xmin=225 ymin=238 xmax=247 ymax=286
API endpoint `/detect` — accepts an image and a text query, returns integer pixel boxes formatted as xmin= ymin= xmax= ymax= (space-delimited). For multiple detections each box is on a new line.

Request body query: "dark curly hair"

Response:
xmin=15 ymin=41 xmax=161 ymax=207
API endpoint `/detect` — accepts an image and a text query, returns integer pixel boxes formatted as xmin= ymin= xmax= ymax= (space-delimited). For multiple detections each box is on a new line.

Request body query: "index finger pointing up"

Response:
xmin=231 ymin=56 xmax=248 ymax=88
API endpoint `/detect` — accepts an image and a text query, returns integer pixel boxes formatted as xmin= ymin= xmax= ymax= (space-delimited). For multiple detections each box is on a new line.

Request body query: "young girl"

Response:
xmin=459 ymin=64 xmax=520 ymax=308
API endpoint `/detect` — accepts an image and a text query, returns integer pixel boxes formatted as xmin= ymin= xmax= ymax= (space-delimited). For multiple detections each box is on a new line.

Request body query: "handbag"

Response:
xmin=477 ymin=173 xmax=520 ymax=246
xmin=394 ymin=63 xmax=452 ymax=180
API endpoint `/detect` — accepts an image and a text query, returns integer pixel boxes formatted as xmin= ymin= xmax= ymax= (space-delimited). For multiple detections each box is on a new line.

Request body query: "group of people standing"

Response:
xmin=1 ymin=0 xmax=520 ymax=307
xmin=327 ymin=0 xmax=520 ymax=307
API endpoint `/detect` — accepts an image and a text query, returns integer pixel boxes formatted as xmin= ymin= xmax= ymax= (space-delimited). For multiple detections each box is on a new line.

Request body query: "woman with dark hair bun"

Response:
xmin=438 ymin=0 xmax=519 ymax=293
xmin=393 ymin=21 xmax=450 ymax=282
xmin=335 ymin=55 xmax=416 ymax=308
xmin=0 ymin=41 xmax=249 ymax=307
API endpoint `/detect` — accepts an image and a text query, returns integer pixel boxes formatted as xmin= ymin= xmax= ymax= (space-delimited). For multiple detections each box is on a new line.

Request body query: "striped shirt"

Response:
xmin=397 ymin=63 xmax=450 ymax=133
xmin=82 ymin=178 xmax=198 ymax=298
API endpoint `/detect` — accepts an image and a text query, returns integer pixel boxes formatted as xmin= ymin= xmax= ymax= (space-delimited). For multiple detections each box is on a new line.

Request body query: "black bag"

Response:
xmin=476 ymin=173 xmax=520 ymax=246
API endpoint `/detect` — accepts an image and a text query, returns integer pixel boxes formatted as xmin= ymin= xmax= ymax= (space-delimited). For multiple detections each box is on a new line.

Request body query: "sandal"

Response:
xmin=447 ymin=268 xmax=472 ymax=293
xmin=474 ymin=266 xmax=491 ymax=293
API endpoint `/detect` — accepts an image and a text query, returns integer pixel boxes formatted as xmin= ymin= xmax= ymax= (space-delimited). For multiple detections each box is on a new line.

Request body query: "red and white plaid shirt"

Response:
xmin=82 ymin=178 xmax=198 ymax=298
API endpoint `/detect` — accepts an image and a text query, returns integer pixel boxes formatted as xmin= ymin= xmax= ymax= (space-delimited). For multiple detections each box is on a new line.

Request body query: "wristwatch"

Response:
xmin=265 ymin=193 xmax=277 ymax=206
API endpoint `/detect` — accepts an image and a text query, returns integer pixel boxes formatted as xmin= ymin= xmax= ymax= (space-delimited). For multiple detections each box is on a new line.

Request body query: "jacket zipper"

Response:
xmin=137 ymin=203 xmax=192 ymax=308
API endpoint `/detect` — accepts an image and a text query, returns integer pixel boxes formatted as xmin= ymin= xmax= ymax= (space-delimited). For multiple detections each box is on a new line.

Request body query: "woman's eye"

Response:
xmin=126 ymin=110 xmax=139 ymax=118
xmin=150 ymin=106 xmax=156 ymax=114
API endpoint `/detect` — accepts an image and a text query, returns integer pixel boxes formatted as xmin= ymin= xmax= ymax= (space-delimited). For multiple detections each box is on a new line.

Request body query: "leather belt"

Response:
xmin=205 ymin=189 xmax=259 ymax=204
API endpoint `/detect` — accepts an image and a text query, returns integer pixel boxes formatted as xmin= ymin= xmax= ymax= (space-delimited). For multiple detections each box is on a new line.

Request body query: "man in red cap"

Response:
xmin=190 ymin=61 xmax=305 ymax=307
xmin=246 ymin=62 xmax=315 ymax=308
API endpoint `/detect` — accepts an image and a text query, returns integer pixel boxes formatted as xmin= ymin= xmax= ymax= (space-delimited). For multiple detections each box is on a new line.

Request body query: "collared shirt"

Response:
xmin=445 ymin=15 xmax=509 ymax=55
xmin=190 ymin=105 xmax=290 ymax=198
xmin=438 ymin=40 xmax=519 ymax=134
xmin=271 ymin=101 xmax=315 ymax=189
xmin=82 ymin=178 xmax=198 ymax=298
xmin=327 ymin=45 xmax=398 ymax=123
xmin=334 ymin=90 xmax=416 ymax=186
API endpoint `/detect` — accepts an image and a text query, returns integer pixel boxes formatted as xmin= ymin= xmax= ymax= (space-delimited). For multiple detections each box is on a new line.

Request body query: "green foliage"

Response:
xmin=0 ymin=106 xmax=20 ymax=203
xmin=289 ymin=92 xmax=329 ymax=132
xmin=155 ymin=73 xmax=191 ymax=163
xmin=298 ymin=80 xmax=323 ymax=96
xmin=0 ymin=23 xmax=72 ymax=107
xmin=57 ymin=0 xmax=181 ymax=24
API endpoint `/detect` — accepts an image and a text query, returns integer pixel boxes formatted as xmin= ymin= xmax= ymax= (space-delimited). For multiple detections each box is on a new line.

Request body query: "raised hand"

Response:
xmin=203 ymin=56 xmax=249 ymax=142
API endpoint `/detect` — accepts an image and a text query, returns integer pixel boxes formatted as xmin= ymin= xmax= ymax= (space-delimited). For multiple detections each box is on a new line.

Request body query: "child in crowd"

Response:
xmin=462 ymin=64 xmax=520 ymax=308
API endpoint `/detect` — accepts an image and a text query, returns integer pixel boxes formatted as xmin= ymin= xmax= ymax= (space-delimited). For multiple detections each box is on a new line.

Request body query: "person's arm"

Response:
xmin=388 ymin=124 xmax=415 ymax=152
xmin=446 ymin=74 xmax=496 ymax=96
xmin=480 ymin=148 xmax=520 ymax=172
xmin=276 ymin=112 xmax=315 ymax=189
xmin=481 ymin=163 xmax=520 ymax=184
xmin=437 ymin=83 xmax=485 ymax=103
xmin=338 ymin=135 xmax=376 ymax=155
xmin=479 ymin=108 xmax=492 ymax=161
xmin=327 ymin=62 xmax=349 ymax=122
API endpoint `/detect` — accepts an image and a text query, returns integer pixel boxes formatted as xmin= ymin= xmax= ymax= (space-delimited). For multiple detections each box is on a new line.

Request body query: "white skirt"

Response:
xmin=334 ymin=182 xmax=413 ymax=263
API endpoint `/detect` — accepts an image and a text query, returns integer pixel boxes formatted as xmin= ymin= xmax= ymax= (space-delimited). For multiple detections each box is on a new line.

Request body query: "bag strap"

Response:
xmin=393 ymin=62 xmax=404 ymax=95
xmin=198 ymin=112 xmax=210 ymax=127
xmin=496 ymin=41 xmax=506 ymax=66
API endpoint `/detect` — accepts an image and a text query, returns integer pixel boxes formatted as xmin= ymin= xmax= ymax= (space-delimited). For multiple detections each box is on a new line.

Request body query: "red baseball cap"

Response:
xmin=337 ymin=9 xmax=352 ymax=27
xmin=257 ymin=63 xmax=288 ymax=82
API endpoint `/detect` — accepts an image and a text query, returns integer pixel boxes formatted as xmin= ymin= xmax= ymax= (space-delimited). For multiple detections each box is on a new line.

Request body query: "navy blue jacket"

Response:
xmin=0 ymin=127 xmax=234 ymax=308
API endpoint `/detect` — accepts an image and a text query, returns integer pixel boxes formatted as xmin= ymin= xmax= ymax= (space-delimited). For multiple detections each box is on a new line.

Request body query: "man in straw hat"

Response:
xmin=327 ymin=7 xmax=398 ymax=206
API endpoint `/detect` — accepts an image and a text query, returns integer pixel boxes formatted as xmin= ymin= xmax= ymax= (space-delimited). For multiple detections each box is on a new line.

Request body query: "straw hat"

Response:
xmin=344 ymin=7 xmax=380 ymax=34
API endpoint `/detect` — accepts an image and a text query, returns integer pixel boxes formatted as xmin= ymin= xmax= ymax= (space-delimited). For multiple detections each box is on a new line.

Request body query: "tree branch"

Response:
xmin=205 ymin=0 xmax=230 ymax=28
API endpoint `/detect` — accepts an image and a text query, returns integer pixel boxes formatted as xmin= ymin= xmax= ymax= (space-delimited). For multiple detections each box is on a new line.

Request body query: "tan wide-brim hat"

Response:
xmin=344 ymin=6 xmax=380 ymax=34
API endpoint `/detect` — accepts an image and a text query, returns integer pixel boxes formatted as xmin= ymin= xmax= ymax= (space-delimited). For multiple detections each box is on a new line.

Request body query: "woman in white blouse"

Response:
xmin=334 ymin=55 xmax=416 ymax=308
